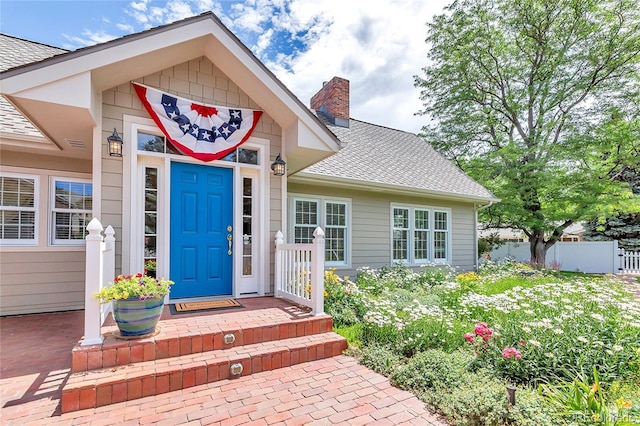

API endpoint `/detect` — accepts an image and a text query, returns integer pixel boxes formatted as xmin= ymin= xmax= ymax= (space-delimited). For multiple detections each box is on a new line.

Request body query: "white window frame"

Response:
xmin=290 ymin=195 xmax=351 ymax=267
xmin=0 ymin=172 xmax=39 ymax=246
xmin=390 ymin=204 xmax=451 ymax=264
xmin=49 ymin=177 xmax=93 ymax=246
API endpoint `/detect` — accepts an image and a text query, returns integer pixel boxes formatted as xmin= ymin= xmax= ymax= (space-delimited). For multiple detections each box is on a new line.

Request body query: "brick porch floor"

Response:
xmin=1 ymin=298 xmax=449 ymax=425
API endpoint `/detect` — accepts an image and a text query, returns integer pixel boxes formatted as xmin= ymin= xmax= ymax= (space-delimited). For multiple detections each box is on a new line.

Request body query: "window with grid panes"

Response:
xmin=294 ymin=200 xmax=318 ymax=244
xmin=391 ymin=206 xmax=449 ymax=263
xmin=434 ymin=211 xmax=449 ymax=260
xmin=51 ymin=178 xmax=92 ymax=244
xmin=392 ymin=207 xmax=409 ymax=261
xmin=0 ymin=174 xmax=37 ymax=244
xmin=325 ymin=202 xmax=347 ymax=263
xmin=293 ymin=198 xmax=349 ymax=266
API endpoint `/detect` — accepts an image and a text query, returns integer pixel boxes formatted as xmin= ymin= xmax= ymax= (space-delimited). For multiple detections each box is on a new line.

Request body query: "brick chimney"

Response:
xmin=310 ymin=76 xmax=350 ymax=128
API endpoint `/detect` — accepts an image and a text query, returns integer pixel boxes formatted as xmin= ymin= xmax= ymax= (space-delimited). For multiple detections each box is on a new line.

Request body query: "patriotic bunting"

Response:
xmin=132 ymin=82 xmax=263 ymax=162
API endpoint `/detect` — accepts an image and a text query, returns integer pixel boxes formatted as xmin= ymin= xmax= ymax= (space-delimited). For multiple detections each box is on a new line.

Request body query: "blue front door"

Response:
xmin=170 ymin=162 xmax=233 ymax=298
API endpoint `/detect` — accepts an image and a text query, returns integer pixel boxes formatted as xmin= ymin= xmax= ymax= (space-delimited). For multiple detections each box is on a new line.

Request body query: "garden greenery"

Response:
xmin=325 ymin=261 xmax=640 ymax=425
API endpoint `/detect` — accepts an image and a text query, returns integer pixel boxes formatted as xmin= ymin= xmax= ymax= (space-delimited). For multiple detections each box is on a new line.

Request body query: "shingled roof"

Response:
xmin=0 ymin=34 xmax=67 ymax=139
xmin=297 ymin=112 xmax=498 ymax=202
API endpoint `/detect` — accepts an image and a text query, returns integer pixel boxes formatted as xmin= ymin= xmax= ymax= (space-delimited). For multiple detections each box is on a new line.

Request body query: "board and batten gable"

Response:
xmin=100 ymin=56 xmax=283 ymax=293
xmin=0 ymin=155 xmax=91 ymax=315
xmin=287 ymin=182 xmax=478 ymax=277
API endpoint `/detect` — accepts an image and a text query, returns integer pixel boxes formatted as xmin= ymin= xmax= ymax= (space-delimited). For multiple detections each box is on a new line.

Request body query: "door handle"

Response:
xmin=227 ymin=233 xmax=232 ymax=255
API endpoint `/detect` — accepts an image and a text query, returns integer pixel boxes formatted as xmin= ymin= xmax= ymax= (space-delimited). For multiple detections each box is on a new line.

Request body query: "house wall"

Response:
xmin=0 ymin=155 xmax=91 ymax=315
xmin=101 ymin=56 xmax=283 ymax=292
xmin=287 ymin=182 xmax=478 ymax=277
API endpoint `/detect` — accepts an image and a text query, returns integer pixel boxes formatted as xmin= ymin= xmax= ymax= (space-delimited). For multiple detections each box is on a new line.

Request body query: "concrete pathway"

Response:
xmin=0 ymin=311 xmax=448 ymax=425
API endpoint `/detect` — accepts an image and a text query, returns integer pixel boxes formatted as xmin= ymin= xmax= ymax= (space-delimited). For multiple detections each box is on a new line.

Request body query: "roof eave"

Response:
xmin=290 ymin=172 xmax=500 ymax=204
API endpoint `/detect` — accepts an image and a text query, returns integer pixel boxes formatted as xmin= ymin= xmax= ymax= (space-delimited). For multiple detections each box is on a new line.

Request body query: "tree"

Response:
xmin=415 ymin=0 xmax=640 ymax=265
xmin=583 ymin=161 xmax=640 ymax=251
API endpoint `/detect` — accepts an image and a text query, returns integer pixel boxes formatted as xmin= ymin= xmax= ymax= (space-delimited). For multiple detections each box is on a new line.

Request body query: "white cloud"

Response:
xmin=69 ymin=0 xmax=451 ymax=133
xmin=252 ymin=0 xmax=451 ymax=133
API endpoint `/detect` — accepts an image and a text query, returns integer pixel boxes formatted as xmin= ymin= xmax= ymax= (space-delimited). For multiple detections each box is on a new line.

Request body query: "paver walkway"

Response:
xmin=1 ymin=310 xmax=448 ymax=425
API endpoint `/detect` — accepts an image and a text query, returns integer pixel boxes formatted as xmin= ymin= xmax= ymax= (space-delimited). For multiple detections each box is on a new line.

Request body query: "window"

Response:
xmin=0 ymin=173 xmax=38 ymax=245
xmin=391 ymin=206 xmax=449 ymax=263
xmin=143 ymin=168 xmax=158 ymax=270
xmin=242 ymin=177 xmax=254 ymax=276
xmin=293 ymin=197 xmax=350 ymax=266
xmin=137 ymin=131 xmax=259 ymax=164
xmin=51 ymin=178 xmax=92 ymax=244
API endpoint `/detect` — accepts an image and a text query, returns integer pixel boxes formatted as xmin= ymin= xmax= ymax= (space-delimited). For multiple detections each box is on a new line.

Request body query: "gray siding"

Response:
xmin=0 ymin=249 xmax=85 ymax=316
xmin=287 ymin=182 xmax=478 ymax=277
xmin=0 ymin=157 xmax=90 ymax=315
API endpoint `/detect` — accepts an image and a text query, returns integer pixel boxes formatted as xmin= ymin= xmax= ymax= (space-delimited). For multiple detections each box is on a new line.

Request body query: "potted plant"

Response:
xmin=94 ymin=272 xmax=173 ymax=337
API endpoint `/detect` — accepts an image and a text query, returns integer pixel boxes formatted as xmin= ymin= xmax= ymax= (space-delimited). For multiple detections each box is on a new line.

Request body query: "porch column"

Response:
xmin=82 ymin=218 xmax=105 ymax=346
xmin=311 ymin=227 xmax=325 ymax=315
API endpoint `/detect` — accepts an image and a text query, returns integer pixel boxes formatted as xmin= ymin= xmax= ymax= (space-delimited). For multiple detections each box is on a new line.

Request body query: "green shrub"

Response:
xmin=399 ymin=317 xmax=469 ymax=355
xmin=390 ymin=349 xmax=472 ymax=393
xmin=437 ymin=373 xmax=556 ymax=426
xmin=333 ymin=323 xmax=362 ymax=347
xmin=359 ymin=344 xmax=404 ymax=376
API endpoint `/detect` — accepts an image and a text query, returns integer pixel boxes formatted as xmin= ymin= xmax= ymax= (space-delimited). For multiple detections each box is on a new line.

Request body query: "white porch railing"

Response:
xmin=274 ymin=227 xmax=325 ymax=315
xmin=82 ymin=218 xmax=115 ymax=346
xmin=619 ymin=248 xmax=640 ymax=274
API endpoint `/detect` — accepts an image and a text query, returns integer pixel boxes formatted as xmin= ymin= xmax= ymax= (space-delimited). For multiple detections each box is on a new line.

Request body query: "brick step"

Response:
xmin=61 ymin=331 xmax=347 ymax=413
xmin=71 ymin=314 xmax=334 ymax=373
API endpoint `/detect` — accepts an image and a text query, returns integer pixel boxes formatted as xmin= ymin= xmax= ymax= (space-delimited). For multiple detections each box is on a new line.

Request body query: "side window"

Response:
xmin=0 ymin=174 xmax=38 ymax=245
xmin=433 ymin=210 xmax=449 ymax=260
xmin=325 ymin=202 xmax=348 ymax=264
xmin=392 ymin=207 xmax=410 ymax=262
xmin=292 ymin=197 xmax=350 ymax=266
xmin=391 ymin=206 xmax=450 ymax=263
xmin=294 ymin=199 xmax=318 ymax=244
xmin=414 ymin=209 xmax=430 ymax=261
xmin=51 ymin=178 xmax=92 ymax=245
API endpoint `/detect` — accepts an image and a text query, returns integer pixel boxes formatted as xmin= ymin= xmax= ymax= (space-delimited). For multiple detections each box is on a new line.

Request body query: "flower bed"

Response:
xmin=326 ymin=262 xmax=640 ymax=425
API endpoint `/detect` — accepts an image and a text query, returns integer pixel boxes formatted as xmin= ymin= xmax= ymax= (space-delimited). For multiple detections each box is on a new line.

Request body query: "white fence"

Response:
xmin=489 ymin=240 xmax=639 ymax=274
xmin=274 ymin=228 xmax=325 ymax=315
xmin=83 ymin=218 xmax=116 ymax=346
xmin=621 ymin=248 xmax=640 ymax=274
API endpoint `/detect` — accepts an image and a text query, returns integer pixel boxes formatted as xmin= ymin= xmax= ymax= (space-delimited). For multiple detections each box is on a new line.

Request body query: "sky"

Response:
xmin=0 ymin=0 xmax=451 ymax=133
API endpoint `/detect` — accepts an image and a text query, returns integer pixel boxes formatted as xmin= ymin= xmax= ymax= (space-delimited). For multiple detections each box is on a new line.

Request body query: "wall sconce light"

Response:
xmin=270 ymin=153 xmax=286 ymax=176
xmin=107 ymin=128 xmax=123 ymax=157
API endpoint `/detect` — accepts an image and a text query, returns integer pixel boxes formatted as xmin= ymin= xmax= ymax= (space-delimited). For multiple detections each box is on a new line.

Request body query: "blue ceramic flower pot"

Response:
xmin=112 ymin=297 xmax=164 ymax=337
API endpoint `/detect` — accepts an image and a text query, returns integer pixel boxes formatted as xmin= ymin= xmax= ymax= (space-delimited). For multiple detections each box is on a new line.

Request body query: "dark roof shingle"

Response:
xmin=300 ymin=113 xmax=496 ymax=201
xmin=0 ymin=34 xmax=67 ymax=138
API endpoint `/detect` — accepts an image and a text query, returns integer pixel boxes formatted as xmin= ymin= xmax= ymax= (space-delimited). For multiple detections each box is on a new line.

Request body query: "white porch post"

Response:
xmin=274 ymin=231 xmax=284 ymax=298
xmin=311 ymin=227 xmax=325 ymax=315
xmin=102 ymin=225 xmax=116 ymax=323
xmin=82 ymin=218 xmax=105 ymax=346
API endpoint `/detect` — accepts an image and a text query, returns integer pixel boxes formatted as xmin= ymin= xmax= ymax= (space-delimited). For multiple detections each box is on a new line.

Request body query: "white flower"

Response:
xmin=553 ymin=328 xmax=564 ymax=334
xmin=545 ymin=352 xmax=555 ymax=358
xmin=577 ymin=336 xmax=589 ymax=343
xmin=530 ymin=339 xmax=541 ymax=347
xmin=613 ymin=344 xmax=623 ymax=352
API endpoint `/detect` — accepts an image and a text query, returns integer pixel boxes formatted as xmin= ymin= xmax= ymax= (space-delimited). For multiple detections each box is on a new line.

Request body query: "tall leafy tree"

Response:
xmin=416 ymin=0 xmax=640 ymax=264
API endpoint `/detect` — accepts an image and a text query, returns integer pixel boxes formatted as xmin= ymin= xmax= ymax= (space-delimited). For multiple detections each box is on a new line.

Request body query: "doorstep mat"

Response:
xmin=169 ymin=299 xmax=243 ymax=315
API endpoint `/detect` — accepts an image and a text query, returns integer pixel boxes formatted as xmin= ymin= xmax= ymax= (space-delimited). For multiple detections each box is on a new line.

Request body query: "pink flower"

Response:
xmin=464 ymin=333 xmax=475 ymax=343
xmin=519 ymin=339 xmax=526 ymax=346
xmin=502 ymin=347 xmax=522 ymax=360
xmin=474 ymin=322 xmax=493 ymax=338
